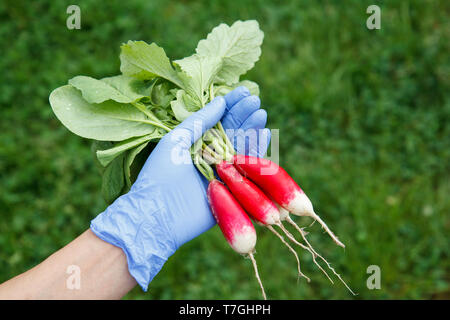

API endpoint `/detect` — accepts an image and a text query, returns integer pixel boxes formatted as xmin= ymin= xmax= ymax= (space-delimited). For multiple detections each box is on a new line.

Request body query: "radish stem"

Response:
xmin=217 ymin=121 xmax=235 ymax=155
xmin=202 ymin=143 xmax=222 ymax=162
xmin=132 ymin=102 xmax=173 ymax=132
xmin=201 ymin=149 xmax=219 ymax=165
xmin=194 ymin=154 xmax=215 ymax=181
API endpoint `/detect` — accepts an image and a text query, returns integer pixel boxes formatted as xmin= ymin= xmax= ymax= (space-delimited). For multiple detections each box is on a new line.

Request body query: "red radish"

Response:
xmin=207 ymin=179 xmax=266 ymax=299
xmin=216 ymin=161 xmax=280 ymax=226
xmin=233 ymin=155 xmax=345 ymax=248
xmin=216 ymin=161 xmax=310 ymax=282
xmin=226 ymin=156 xmax=355 ymax=293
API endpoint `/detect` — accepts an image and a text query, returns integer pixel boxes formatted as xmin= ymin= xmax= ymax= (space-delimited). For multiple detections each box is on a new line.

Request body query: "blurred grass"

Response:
xmin=0 ymin=0 xmax=449 ymax=299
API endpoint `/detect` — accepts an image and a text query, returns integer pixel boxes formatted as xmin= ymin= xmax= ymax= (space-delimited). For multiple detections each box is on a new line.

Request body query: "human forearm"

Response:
xmin=0 ymin=229 xmax=136 ymax=299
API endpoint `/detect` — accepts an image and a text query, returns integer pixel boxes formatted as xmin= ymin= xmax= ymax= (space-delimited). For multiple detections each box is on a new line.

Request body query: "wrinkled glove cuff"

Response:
xmin=90 ymin=188 xmax=178 ymax=291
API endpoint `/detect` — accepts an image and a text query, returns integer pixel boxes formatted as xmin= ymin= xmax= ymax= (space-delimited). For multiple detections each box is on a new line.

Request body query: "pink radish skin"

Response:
xmin=233 ymin=155 xmax=345 ymax=248
xmin=207 ymin=179 xmax=267 ymax=299
xmin=207 ymin=179 xmax=256 ymax=254
xmin=215 ymin=161 xmax=280 ymax=226
xmin=233 ymin=155 xmax=311 ymax=213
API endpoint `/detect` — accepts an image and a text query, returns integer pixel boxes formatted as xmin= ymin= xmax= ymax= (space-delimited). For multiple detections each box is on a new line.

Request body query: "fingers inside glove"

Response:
xmin=239 ymin=109 xmax=268 ymax=131
xmin=231 ymin=127 xmax=271 ymax=158
xmin=221 ymin=95 xmax=261 ymax=130
xmin=223 ymin=86 xmax=250 ymax=111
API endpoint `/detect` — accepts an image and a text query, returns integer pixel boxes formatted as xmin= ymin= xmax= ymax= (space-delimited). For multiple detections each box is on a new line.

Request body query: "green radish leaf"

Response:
xmin=174 ymin=54 xmax=222 ymax=104
xmin=102 ymin=75 xmax=150 ymax=97
xmin=49 ymin=20 xmax=265 ymax=204
xmin=183 ymin=91 xmax=201 ymax=111
xmin=214 ymin=80 xmax=260 ymax=97
xmin=151 ymin=81 xmax=175 ymax=108
xmin=196 ymin=20 xmax=264 ymax=85
xmin=102 ymin=153 xmax=125 ymax=204
xmin=170 ymin=90 xmax=192 ymax=122
xmin=124 ymin=141 xmax=149 ymax=190
xmin=49 ymin=85 xmax=157 ymax=141
xmin=151 ymin=107 xmax=173 ymax=122
xmin=128 ymin=142 xmax=156 ymax=189
xmin=170 ymin=90 xmax=201 ymax=121
xmin=91 ymin=140 xmax=114 ymax=173
xmin=234 ymin=80 xmax=259 ymax=96
xmin=96 ymin=132 xmax=162 ymax=167
xmin=68 ymin=75 xmax=149 ymax=104
xmin=120 ymin=41 xmax=184 ymax=88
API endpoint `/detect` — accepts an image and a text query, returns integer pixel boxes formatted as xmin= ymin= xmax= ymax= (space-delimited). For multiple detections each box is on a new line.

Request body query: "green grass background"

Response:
xmin=1 ymin=0 xmax=449 ymax=299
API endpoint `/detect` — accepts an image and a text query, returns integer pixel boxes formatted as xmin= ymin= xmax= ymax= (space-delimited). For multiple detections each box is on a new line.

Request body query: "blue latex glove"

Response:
xmin=90 ymin=87 xmax=271 ymax=291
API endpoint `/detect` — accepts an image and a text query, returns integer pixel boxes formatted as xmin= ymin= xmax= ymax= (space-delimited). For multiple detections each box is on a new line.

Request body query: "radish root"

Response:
xmin=277 ymin=222 xmax=334 ymax=284
xmin=266 ymin=225 xmax=310 ymax=283
xmin=248 ymin=252 xmax=267 ymax=300
xmin=310 ymin=212 xmax=345 ymax=248
xmin=283 ymin=217 xmax=357 ymax=295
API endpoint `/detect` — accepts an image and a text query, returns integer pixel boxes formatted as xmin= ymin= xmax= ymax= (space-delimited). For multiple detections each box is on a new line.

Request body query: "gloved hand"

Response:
xmin=90 ymin=87 xmax=271 ymax=291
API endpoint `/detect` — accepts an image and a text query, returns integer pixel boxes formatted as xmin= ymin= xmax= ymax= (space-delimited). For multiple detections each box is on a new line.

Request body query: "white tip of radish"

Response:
xmin=231 ymin=226 xmax=257 ymax=254
xmin=265 ymin=206 xmax=281 ymax=225
xmin=273 ymin=200 xmax=289 ymax=221
xmin=287 ymin=192 xmax=346 ymax=248
xmin=286 ymin=191 xmax=314 ymax=216
xmin=278 ymin=207 xmax=290 ymax=221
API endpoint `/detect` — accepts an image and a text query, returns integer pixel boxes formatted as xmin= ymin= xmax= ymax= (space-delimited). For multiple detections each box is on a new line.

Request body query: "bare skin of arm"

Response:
xmin=0 ymin=229 xmax=136 ymax=299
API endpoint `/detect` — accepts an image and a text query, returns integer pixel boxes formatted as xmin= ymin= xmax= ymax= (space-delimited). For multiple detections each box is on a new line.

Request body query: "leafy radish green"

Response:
xmin=96 ymin=132 xmax=162 ymax=167
xmin=68 ymin=75 xmax=150 ymax=104
xmin=196 ymin=20 xmax=264 ymax=85
xmin=174 ymin=55 xmax=222 ymax=105
xmin=91 ymin=141 xmax=126 ymax=203
xmin=120 ymin=41 xmax=183 ymax=87
xmin=49 ymin=85 xmax=160 ymax=141
xmin=170 ymin=89 xmax=200 ymax=121
xmin=150 ymin=81 xmax=176 ymax=108
xmin=49 ymin=20 xmax=263 ymax=203
xmin=214 ymin=80 xmax=260 ymax=97
xmin=102 ymin=152 xmax=126 ymax=204
xmin=124 ymin=141 xmax=150 ymax=189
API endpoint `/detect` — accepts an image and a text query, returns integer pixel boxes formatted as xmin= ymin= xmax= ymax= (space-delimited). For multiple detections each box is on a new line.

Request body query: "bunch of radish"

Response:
xmin=48 ymin=17 xmax=353 ymax=298
xmin=200 ymin=135 xmax=355 ymax=299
